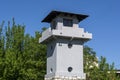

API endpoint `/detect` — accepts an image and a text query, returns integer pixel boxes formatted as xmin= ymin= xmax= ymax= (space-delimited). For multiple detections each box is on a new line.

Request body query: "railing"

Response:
xmin=42 ymin=27 xmax=52 ymax=40
xmin=52 ymin=28 xmax=92 ymax=39
xmin=40 ymin=27 xmax=92 ymax=43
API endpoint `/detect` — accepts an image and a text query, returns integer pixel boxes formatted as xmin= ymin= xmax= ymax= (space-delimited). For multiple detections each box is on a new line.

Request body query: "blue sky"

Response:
xmin=0 ymin=0 xmax=120 ymax=69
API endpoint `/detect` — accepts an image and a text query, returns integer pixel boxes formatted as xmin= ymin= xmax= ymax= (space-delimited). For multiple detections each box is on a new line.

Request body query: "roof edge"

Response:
xmin=41 ymin=10 xmax=89 ymax=23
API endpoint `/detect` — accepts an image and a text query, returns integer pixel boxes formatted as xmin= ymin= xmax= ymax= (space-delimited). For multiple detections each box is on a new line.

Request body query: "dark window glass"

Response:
xmin=63 ymin=19 xmax=73 ymax=27
xmin=68 ymin=43 xmax=72 ymax=48
xmin=52 ymin=21 xmax=56 ymax=29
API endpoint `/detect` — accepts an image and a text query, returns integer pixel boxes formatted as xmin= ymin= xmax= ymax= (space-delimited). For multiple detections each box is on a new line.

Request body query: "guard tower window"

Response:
xmin=63 ymin=19 xmax=73 ymax=27
xmin=52 ymin=20 xmax=57 ymax=29
xmin=68 ymin=43 xmax=72 ymax=48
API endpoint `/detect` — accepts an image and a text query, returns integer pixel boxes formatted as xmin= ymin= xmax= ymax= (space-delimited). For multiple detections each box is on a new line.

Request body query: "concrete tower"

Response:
xmin=39 ymin=11 xmax=92 ymax=80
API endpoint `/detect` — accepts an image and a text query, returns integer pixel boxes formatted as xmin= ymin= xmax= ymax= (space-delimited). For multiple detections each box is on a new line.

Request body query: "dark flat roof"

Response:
xmin=42 ymin=11 xmax=88 ymax=23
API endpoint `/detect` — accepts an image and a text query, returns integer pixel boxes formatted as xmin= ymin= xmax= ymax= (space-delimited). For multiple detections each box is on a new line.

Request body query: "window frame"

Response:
xmin=63 ymin=18 xmax=73 ymax=27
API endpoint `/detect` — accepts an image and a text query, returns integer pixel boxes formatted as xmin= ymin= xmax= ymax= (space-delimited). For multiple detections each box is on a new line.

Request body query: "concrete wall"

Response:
xmin=56 ymin=39 xmax=85 ymax=77
xmin=45 ymin=38 xmax=86 ymax=79
xmin=46 ymin=40 xmax=57 ymax=75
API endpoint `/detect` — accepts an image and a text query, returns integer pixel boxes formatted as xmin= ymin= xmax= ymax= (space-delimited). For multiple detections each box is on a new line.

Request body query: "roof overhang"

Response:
xmin=42 ymin=11 xmax=89 ymax=23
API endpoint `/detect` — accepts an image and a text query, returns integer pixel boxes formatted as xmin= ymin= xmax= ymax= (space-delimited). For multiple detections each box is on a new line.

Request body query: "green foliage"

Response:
xmin=84 ymin=46 xmax=119 ymax=80
xmin=0 ymin=20 xmax=46 ymax=80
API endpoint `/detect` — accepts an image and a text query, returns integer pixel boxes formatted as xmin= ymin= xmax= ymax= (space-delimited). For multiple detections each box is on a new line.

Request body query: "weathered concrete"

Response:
xmin=39 ymin=11 xmax=92 ymax=80
xmin=45 ymin=76 xmax=85 ymax=80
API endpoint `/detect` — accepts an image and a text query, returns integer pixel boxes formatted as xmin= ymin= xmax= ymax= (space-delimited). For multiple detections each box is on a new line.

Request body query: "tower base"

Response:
xmin=45 ymin=75 xmax=86 ymax=80
xmin=45 ymin=76 xmax=85 ymax=80
xmin=45 ymin=73 xmax=86 ymax=80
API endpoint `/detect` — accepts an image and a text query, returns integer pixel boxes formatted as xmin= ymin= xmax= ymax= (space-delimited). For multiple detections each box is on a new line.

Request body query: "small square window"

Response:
xmin=68 ymin=43 xmax=72 ymax=48
xmin=63 ymin=19 xmax=73 ymax=27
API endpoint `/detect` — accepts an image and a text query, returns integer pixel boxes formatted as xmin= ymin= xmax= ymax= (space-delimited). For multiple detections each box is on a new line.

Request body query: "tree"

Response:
xmin=0 ymin=19 xmax=46 ymax=80
xmin=0 ymin=21 xmax=5 ymax=79
xmin=84 ymin=46 xmax=118 ymax=80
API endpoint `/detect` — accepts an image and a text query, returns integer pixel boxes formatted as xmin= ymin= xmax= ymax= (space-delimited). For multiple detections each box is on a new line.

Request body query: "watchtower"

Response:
xmin=39 ymin=11 xmax=92 ymax=80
